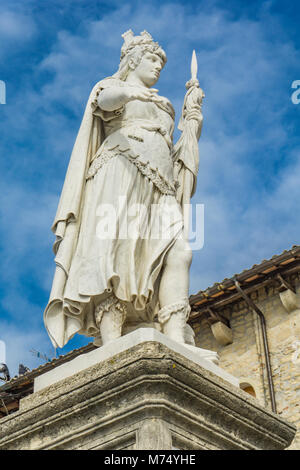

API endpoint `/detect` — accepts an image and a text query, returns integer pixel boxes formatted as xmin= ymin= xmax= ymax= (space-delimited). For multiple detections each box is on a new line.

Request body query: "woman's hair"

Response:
xmin=113 ymin=44 xmax=167 ymax=81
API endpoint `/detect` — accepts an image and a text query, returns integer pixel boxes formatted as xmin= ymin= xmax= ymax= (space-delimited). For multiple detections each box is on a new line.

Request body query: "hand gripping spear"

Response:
xmin=173 ymin=50 xmax=205 ymax=238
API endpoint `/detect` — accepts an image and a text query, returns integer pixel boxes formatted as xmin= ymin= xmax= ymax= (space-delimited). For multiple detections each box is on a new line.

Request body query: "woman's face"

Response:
xmin=132 ymin=52 xmax=163 ymax=87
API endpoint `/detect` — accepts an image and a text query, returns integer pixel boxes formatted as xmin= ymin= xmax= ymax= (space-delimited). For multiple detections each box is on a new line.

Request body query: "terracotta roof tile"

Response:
xmin=190 ymin=244 xmax=300 ymax=305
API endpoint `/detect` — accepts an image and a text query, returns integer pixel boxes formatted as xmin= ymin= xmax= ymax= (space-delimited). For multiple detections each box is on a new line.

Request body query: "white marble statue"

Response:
xmin=44 ymin=30 xmax=207 ymax=353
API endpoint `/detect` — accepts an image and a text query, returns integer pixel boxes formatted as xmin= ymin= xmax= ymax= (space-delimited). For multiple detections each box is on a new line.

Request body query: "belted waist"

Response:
xmin=107 ymin=119 xmax=172 ymax=149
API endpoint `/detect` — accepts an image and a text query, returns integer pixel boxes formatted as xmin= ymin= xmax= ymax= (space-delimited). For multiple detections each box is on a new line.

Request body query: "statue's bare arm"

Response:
xmin=98 ymin=86 xmax=157 ymax=112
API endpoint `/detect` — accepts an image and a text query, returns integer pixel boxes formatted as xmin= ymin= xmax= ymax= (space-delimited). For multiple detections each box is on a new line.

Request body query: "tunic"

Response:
xmin=46 ymin=78 xmax=184 ymax=343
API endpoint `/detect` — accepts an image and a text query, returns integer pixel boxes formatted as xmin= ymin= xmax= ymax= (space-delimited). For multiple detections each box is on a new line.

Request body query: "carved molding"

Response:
xmin=0 ymin=341 xmax=295 ymax=450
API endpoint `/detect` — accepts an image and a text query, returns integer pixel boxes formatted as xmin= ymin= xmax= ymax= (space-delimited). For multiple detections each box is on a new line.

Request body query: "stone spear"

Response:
xmin=173 ymin=50 xmax=205 ymax=237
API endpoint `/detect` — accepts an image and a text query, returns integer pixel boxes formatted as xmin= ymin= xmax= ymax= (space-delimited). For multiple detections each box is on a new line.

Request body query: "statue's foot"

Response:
xmin=164 ymin=328 xmax=185 ymax=344
xmin=158 ymin=299 xmax=191 ymax=345
xmin=183 ymin=344 xmax=220 ymax=365
xmin=100 ymin=312 xmax=124 ymax=346
xmin=95 ymin=295 xmax=127 ymax=346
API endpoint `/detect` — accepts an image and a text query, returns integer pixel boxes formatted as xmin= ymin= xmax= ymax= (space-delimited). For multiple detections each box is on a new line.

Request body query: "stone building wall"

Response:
xmin=192 ymin=274 xmax=300 ymax=450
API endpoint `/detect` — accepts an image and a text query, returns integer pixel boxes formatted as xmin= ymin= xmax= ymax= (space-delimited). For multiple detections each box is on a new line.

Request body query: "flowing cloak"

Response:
xmin=44 ymin=78 xmax=183 ymax=348
xmin=44 ymin=82 xmax=102 ymax=347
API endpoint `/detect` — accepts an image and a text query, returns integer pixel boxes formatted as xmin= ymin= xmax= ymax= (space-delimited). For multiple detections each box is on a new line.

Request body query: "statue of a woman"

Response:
xmin=44 ymin=30 xmax=204 ymax=349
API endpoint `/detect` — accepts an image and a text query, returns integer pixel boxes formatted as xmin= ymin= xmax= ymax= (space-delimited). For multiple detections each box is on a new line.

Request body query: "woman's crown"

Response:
xmin=120 ymin=30 xmax=161 ymax=59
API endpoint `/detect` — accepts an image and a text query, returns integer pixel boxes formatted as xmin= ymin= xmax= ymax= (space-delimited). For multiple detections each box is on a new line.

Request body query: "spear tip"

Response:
xmin=191 ymin=50 xmax=198 ymax=80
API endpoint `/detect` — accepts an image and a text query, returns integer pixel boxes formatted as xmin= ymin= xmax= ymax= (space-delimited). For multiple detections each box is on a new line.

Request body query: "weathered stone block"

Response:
xmin=0 ymin=332 xmax=296 ymax=450
xmin=279 ymin=289 xmax=300 ymax=314
xmin=211 ymin=321 xmax=233 ymax=346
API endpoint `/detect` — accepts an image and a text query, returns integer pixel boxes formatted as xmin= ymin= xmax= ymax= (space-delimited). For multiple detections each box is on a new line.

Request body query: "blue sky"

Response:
xmin=0 ymin=0 xmax=300 ymax=376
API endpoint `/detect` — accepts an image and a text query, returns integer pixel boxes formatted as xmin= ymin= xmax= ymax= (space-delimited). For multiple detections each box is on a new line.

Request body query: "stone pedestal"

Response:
xmin=0 ymin=329 xmax=296 ymax=450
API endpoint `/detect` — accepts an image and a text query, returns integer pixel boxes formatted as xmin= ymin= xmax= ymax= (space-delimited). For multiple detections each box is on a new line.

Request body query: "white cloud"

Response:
xmin=0 ymin=9 xmax=36 ymax=56
xmin=0 ymin=181 xmax=57 ymax=324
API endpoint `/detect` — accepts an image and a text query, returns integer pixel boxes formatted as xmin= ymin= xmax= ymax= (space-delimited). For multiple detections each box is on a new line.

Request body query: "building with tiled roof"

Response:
xmin=1 ymin=245 xmax=300 ymax=448
xmin=190 ymin=244 xmax=300 ymax=449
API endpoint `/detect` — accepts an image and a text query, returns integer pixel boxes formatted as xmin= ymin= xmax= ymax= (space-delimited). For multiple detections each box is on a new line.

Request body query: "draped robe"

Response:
xmin=44 ymin=78 xmax=186 ymax=348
